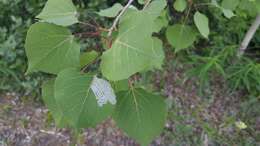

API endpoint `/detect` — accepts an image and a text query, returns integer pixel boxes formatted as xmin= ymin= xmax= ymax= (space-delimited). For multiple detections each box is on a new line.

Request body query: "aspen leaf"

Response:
xmin=25 ymin=22 xmax=80 ymax=74
xmin=36 ymin=0 xmax=78 ymax=26
xmin=194 ymin=11 xmax=210 ymax=38
xmin=114 ymin=89 xmax=167 ymax=146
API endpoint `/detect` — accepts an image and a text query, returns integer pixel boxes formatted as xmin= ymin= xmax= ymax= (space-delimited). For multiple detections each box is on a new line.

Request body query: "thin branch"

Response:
xmin=74 ymin=31 xmax=100 ymax=38
xmin=238 ymin=14 xmax=260 ymax=56
xmin=80 ymin=56 xmax=101 ymax=73
xmin=182 ymin=2 xmax=192 ymax=26
xmin=107 ymin=0 xmax=134 ymax=37
xmin=78 ymin=21 xmax=98 ymax=29
xmin=143 ymin=0 xmax=152 ymax=10
xmin=78 ymin=21 xmax=109 ymax=32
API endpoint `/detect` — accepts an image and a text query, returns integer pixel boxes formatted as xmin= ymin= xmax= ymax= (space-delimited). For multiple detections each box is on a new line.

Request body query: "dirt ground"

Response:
xmin=0 ymin=92 xmax=142 ymax=146
xmin=0 ymin=62 xmax=258 ymax=146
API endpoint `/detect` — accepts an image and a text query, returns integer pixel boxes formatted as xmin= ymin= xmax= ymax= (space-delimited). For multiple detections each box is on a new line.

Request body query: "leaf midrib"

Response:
xmin=29 ymin=36 xmax=73 ymax=71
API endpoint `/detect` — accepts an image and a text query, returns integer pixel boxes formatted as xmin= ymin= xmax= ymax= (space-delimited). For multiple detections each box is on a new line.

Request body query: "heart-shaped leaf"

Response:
xmin=166 ymin=24 xmax=197 ymax=51
xmin=101 ymin=0 xmax=166 ymax=81
xmin=55 ymin=68 xmax=114 ymax=128
xmin=25 ymin=22 xmax=80 ymax=74
xmin=113 ymin=88 xmax=167 ymax=146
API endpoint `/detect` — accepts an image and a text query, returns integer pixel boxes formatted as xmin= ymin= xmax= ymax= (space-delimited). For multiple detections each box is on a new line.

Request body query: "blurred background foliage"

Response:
xmin=0 ymin=0 xmax=46 ymax=96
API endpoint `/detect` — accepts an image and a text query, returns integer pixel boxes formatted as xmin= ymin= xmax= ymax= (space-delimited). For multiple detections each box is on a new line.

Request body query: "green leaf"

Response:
xmin=211 ymin=0 xmax=219 ymax=7
xmin=121 ymin=0 xmax=166 ymax=31
xmin=25 ymin=22 xmax=80 ymax=74
xmin=101 ymin=0 xmax=166 ymax=81
xmin=98 ymin=3 xmax=123 ymax=18
xmin=145 ymin=0 xmax=167 ymax=16
xmin=222 ymin=8 xmax=235 ymax=18
xmin=36 ymin=0 xmax=78 ymax=26
xmin=166 ymin=24 xmax=197 ymax=52
xmin=138 ymin=0 xmax=145 ymax=4
xmin=212 ymin=0 xmax=236 ymax=18
xmin=112 ymin=80 xmax=129 ymax=92
xmin=55 ymin=68 xmax=114 ymax=128
xmin=194 ymin=11 xmax=210 ymax=38
xmin=113 ymin=88 xmax=167 ymax=146
xmin=174 ymin=0 xmax=187 ymax=12
xmin=154 ymin=10 xmax=169 ymax=31
xmin=221 ymin=0 xmax=240 ymax=10
xmin=42 ymin=79 xmax=67 ymax=127
xmin=80 ymin=51 xmax=99 ymax=68
xmin=101 ymin=37 xmax=164 ymax=81
xmin=238 ymin=0 xmax=258 ymax=16
xmin=255 ymin=0 xmax=260 ymax=13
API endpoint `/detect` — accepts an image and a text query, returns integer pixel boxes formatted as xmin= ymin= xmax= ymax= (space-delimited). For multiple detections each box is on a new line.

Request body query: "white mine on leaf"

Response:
xmin=90 ymin=76 xmax=117 ymax=107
